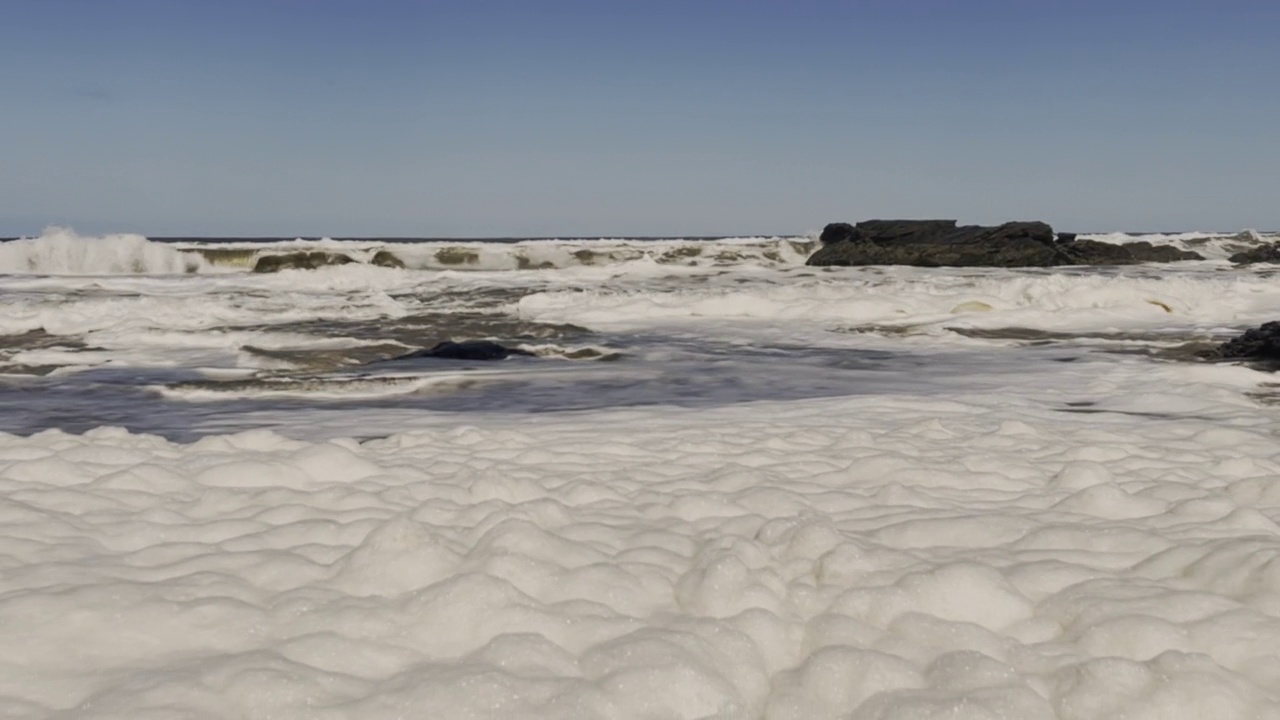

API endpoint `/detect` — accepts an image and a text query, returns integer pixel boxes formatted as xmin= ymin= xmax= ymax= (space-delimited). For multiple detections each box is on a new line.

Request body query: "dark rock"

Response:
xmin=1206 ymin=321 xmax=1280 ymax=363
xmin=253 ymin=251 xmax=355 ymax=273
xmin=808 ymin=220 xmax=1067 ymax=268
xmin=370 ymin=250 xmax=407 ymax=268
xmin=819 ymin=223 xmax=856 ymax=245
xmin=847 ymin=219 xmax=966 ymax=243
xmin=1229 ymin=244 xmax=1280 ymax=265
xmin=1058 ymin=239 xmax=1134 ymax=264
xmin=402 ymin=340 xmax=534 ymax=361
xmin=1116 ymin=241 xmax=1203 ymax=263
xmin=1061 ymin=239 xmax=1202 ymax=265
xmin=807 ymin=220 xmax=1203 ymax=268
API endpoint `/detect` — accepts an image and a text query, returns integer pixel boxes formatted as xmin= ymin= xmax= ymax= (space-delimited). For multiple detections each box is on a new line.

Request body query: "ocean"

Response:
xmin=2 ymin=227 xmax=1279 ymax=717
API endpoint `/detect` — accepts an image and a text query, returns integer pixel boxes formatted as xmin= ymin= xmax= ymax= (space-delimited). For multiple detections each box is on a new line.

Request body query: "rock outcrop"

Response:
xmin=807 ymin=220 xmax=1202 ymax=268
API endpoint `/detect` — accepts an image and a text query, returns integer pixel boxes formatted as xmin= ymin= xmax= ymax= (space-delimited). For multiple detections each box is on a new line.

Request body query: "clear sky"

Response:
xmin=2 ymin=0 xmax=1277 ymax=236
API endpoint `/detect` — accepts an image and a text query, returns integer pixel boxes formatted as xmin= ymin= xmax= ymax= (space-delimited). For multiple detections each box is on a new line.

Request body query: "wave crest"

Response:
xmin=0 ymin=227 xmax=206 ymax=276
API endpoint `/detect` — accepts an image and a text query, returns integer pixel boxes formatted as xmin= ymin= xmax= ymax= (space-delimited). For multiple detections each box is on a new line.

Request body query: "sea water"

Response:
xmin=1 ymin=227 xmax=1279 ymax=718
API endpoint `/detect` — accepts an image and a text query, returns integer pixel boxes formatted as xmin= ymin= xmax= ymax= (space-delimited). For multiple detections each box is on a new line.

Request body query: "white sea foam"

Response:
xmin=154 ymin=372 xmax=483 ymax=401
xmin=516 ymin=265 xmax=1280 ymax=339
xmin=178 ymin=235 xmax=816 ymax=272
xmin=1077 ymin=230 xmax=1278 ymax=261
xmin=5 ymin=253 xmax=1279 ymax=376
xmin=0 ymin=266 xmax=417 ymax=372
xmin=0 ymin=230 xmax=817 ymax=279
xmin=4 ymin=226 xmax=1280 ymax=717
xmin=6 ymin=228 xmax=1274 ymax=280
xmin=1078 ymin=231 xmax=1227 ymax=245
xmin=2 ymin=364 xmax=1278 ymax=717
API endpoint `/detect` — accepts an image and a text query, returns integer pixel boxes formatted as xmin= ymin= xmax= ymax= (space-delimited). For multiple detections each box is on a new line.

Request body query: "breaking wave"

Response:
xmin=184 ymin=236 xmax=819 ymax=272
xmin=1078 ymin=229 xmax=1279 ymax=261
xmin=5 ymin=227 xmax=1276 ymax=278
xmin=0 ymin=230 xmax=819 ymax=275
xmin=0 ymin=228 xmax=207 ymax=275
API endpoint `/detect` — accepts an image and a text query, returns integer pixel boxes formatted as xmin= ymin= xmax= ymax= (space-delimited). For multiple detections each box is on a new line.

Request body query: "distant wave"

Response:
xmin=183 ymin=235 xmax=818 ymax=272
xmin=4 ymin=227 xmax=1276 ymax=277
xmin=0 ymin=229 xmax=817 ymax=275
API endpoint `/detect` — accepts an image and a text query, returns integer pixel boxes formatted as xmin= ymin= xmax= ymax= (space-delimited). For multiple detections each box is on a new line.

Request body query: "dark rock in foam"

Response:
xmin=398 ymin=340 xmax=535 ymax=361
xmin=1205 ymin=322 xmax=1280 ymax=364
xmin=1229 ymin=244 xmax=1280 ymax=265
xmin=253 ymin=251 xmax=355 ymax=273
xmin=807 ymin=220 xmax=1203 ymax=268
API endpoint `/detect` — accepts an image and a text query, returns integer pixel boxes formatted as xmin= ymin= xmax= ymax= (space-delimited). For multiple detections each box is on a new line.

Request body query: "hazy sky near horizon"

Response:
xmin=2 ymin=0 xmax=1278 ymax=236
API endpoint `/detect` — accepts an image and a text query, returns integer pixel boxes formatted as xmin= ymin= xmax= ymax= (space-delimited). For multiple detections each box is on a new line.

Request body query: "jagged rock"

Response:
xmin=253 ymin=252 xmax=355 ymax=273
xmin=371 ymin=250 xmax=407 ymax=268
xmin=1205 ymin=321 xmax=1280 ymax=364
xmin=1229 ymin=244 xmax=1280 ymax=265
xmin=399 ymin=340 xmax=534 ymax=361
xmin=807 ymin=220 xmax=1203 ymax=268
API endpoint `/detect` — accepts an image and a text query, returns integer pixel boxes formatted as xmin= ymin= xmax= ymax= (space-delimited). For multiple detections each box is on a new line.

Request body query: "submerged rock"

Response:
xmin=253 ymin=251 xmax=355 ymax=273
xmin=1229 ymin=244 xmax=1280 ymax=265
xmin=1063 ymin=239 xmax=1201 ymax=264
xmin=807 ymin=220 xmax=1203 ymax=268
xmin=1206 ymin=322 xmax=1280 ymax=363
xmin=398 ymin=340 xmax=535 ymax=361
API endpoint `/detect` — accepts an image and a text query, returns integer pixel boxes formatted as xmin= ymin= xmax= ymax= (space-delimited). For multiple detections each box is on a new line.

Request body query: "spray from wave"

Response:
xmin=0 ymin=227 xmax=206 ymax=275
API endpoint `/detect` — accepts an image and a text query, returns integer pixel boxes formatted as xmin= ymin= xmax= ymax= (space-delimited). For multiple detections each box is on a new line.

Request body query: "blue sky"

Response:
xmin=2 ymin=0 xmax=1277 ymax=236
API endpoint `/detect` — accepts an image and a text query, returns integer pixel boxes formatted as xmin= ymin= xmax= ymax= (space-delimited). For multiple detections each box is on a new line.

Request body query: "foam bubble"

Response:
xmin=2 ymin=390 xmax=1277 ymax=716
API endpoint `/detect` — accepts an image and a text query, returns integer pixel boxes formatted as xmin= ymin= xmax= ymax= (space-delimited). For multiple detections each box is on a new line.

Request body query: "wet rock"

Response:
xmin=253 ymin=252 xmax=355 ymax=273
xmin=1206 ymin=322 xmax=1280 ymax=363
xmin=808 ymin=220 xmax=1203 ymax=268
xmin=401 ymin=340 xmax=535 ymax=361
xmin=1229 ymin=243 xmax=1280 ymax=265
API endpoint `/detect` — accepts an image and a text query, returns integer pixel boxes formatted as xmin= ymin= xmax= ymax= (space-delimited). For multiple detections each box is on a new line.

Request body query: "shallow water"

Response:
xmin=0 ymin=230 xmax=1273 ymax=440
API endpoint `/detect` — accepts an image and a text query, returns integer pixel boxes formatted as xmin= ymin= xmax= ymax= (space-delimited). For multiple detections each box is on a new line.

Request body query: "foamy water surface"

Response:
xmin=1 ymin=228 xmax=1279 ymax=718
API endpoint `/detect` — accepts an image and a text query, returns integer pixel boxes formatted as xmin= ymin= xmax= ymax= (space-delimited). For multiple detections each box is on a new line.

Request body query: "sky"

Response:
xmin=2 ymin=0 xmax=1278 ymax=236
